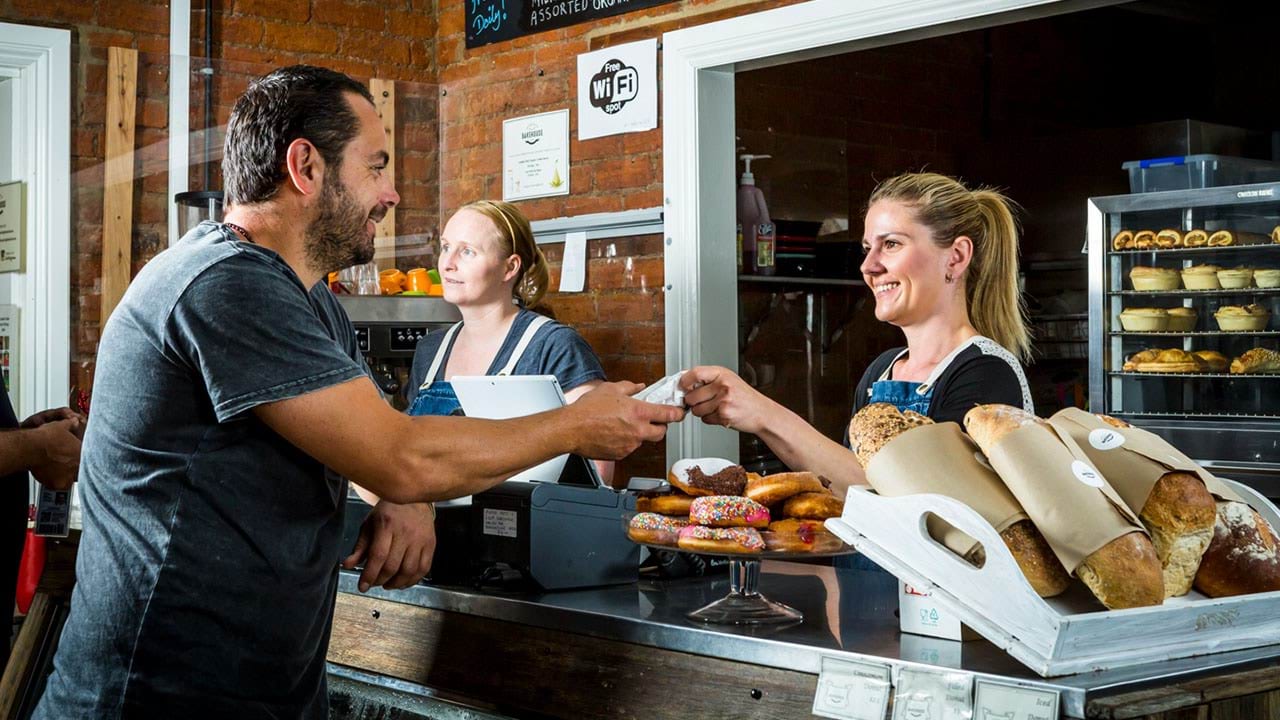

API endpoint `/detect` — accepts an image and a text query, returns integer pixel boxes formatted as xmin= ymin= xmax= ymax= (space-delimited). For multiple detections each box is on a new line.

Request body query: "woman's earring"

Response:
xmin=945 ymin=273 xmax=954 ymax=284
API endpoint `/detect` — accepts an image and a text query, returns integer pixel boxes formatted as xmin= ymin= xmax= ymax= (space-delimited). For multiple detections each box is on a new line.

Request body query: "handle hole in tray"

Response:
xmin=920 ymin=512 xmax=986 ymax=571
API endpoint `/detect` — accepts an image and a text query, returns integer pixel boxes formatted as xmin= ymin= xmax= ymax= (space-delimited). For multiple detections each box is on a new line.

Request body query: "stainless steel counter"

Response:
xmin=332 ymin=562 xmax=1280 ymax=718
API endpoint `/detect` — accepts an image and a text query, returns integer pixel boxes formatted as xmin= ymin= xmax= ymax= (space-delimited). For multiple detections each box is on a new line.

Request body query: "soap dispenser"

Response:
xmin=737 ymin=154 xmax=771 ymax=275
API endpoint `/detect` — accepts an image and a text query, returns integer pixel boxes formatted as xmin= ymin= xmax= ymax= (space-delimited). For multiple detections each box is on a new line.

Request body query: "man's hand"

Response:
xmin=342 ymin=500 xmax=436 ymax=592
xmin=679 ymin=366 xmax=772 ymax=435
xmin=565 ymin=381 xmax=685 ymax=460
xmin=22 ymin=407 xmax=86 ymax=438
xmin=29 ymin=419 xmax=83 ymax=491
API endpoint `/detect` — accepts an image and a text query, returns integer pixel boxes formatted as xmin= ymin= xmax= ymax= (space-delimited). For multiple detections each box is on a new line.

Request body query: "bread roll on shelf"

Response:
xmin=1155 ymin=228 xmax=1183 ymax=248
xmin=1193 ymin=500 xmax=1280 ymax=597
xmin=1183 ymin=229 xmax=1209 ymax=248
xmin=1112 ymin=230 xmax=1134 ymax=250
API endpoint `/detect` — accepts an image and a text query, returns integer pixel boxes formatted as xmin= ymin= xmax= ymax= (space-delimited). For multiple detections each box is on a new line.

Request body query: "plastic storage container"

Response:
xmin=1122 ymin=154 xmax=1280 ymax=193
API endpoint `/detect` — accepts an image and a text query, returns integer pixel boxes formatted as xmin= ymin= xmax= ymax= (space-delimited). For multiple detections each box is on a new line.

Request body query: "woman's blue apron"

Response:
xmin=406 ymin=315 xmax=552 ymax=418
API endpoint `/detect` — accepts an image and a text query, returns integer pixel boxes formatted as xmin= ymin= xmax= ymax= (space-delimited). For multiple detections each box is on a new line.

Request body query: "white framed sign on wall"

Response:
xmin=502 ymin=109 xmax=570 ymax=202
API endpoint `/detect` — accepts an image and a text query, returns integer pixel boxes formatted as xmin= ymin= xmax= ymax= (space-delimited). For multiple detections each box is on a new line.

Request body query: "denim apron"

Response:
xmin=406 ymin=315 xmax=553 ymax=418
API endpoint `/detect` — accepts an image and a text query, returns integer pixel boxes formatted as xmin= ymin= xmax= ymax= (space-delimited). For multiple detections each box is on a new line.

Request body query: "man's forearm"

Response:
xmin=0 ymin=429 xmax=40 ymax=476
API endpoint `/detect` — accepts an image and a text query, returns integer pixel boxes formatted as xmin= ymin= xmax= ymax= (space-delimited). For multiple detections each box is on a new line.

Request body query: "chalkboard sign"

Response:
xmin=466 ymin=0 xmax=677 ymax=49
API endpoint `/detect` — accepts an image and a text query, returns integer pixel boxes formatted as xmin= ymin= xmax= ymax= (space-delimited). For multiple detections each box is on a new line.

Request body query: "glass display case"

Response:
xmin=1087 ymin=181 xmax=1280 ymax=499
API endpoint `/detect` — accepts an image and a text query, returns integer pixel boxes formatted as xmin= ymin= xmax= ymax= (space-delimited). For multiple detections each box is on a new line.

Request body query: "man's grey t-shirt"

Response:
xmin=36 ymin=222 xmax=367 ymax=718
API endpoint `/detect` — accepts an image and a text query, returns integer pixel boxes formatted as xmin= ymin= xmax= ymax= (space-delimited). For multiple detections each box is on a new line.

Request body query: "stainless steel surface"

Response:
xmin=336 ymin=295 xmax=463 ymax=325
xmin=1087 ymin=181 xmax=1280 ymax=497
xmin=338 ymin=563 xmax=1280 ymax=719
xmin=328 ymin=664 xmax=512 ymax=720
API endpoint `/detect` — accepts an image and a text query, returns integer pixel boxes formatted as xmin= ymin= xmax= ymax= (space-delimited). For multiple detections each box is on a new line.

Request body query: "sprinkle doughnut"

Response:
xmin=763 ymin=519 xmax=843 ymax=553
xmin=677 ymin=526 xmax=765 ymax=555
xmin=781 ymin=492 xmax=844 ymax=520
xmin=636 ymin=491 xmax=695 ymax=516
xmin=627 ymin=513 xmax=689 ymax=546
xmin=744 ymin=471 xmax=827 ymax=506
xmin=689 ymin=496 xmax=770 ymax=528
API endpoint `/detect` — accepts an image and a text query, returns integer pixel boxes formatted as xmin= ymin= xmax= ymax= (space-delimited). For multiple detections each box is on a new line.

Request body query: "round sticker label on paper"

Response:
xmin=1072 ymin=460 xmax=1105 ymax=488
xmin=974 ymin=451 xmax=994 ymax=472
xmin=1089 ymin=428 xmax=1126 ymax=451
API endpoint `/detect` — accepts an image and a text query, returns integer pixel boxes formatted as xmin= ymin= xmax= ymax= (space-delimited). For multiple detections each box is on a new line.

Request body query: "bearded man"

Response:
xmin=35 ymin=66 xmax=681 ymax=718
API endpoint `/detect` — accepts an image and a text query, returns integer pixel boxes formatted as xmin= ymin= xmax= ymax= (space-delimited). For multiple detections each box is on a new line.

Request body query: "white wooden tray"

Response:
xmin=825 ymin=479 xmax=1280 ymax=677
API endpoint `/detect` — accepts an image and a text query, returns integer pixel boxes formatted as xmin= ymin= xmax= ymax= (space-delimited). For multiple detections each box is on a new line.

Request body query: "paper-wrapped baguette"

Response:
xmin=1048 ymin=409 xmax=1217 ymax=597
xmin=850 ymin=403 xmax=1070 ymax=597
xmin=964 ymin=405 xmax=1164 ymax=609
xmin=1193 ymin=500 xmax=1280 ymax=597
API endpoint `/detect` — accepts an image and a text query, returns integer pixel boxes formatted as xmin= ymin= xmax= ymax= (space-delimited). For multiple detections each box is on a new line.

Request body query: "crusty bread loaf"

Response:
xmin=1139 ymin=472 xmax=1216 ymax=597
xmin=1074 ymin=531 xmax=1166 ymax=609
xmin=851 ymin=403 xmax=1070 ymax=597
xmin=848 ymin=403 xmax=933 ymax=469
xmin=1193 ymin=501 xmax=1280 ymax=597
xmin=963 ymin=404 xmax=1165 ymax=608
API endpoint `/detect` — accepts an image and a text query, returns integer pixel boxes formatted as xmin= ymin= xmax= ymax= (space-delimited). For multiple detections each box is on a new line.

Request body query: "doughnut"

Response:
xmin=763 ymin=518 xmax=844 ymax=553
xmin=668 ymin=457 xmax=748 ymax=497
xmin=781 ymin=492 xmax=844 ymax=520
xmin=636 ymin=491 xmax=695 ymax=515
xmin=745 ymin=471 xmax=827 ymax=506
xmin=689 ymin=495 xmax=770 ymax=528
xmin=677 ymin=526 xmax=765 ymax=555
xmin=627 ymin=513 xmax=689 ymax=546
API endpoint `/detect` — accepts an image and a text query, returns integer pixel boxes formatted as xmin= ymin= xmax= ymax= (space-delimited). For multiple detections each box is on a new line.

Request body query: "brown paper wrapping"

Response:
xmin=865 ymin=422 xmax=1026 ymax=558
xmin=1047 ymin=408 xmax=1242 ymax=506
xmin=986 ymin=422 xmax=1145 ymax=573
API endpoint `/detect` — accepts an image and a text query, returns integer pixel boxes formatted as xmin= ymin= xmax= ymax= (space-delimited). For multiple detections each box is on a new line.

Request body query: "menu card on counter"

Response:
xmin=812 ymin=656 xmax=891 ymax=720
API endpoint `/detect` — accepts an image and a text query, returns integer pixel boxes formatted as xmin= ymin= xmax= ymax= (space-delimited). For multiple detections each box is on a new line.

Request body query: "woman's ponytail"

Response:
xmin=969 ymin=190 xmax=1031 ymax=362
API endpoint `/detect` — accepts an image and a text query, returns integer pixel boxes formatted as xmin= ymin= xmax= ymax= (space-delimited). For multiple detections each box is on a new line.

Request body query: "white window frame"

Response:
xmin=660 ymin=0 xmax=1089 ymax=464
xmin=0 ymin=22 xmax=71 ymax=419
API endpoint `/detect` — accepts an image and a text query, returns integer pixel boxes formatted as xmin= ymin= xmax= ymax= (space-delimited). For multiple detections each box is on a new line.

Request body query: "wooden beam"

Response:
xmin=100 ymin=46 xmax=138 ymax=327
xmin=369 ymin=78 xmax=396 ymax=271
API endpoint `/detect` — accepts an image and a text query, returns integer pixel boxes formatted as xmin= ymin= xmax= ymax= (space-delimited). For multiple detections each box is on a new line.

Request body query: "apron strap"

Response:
xmin=497 ymin=314 xmax=552 ymax=376
xmin=419 ymin=321 xmax=463 ymax=391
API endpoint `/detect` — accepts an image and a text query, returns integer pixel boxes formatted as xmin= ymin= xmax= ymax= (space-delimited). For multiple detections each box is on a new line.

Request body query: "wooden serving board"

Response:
xmin=825 ymin=479 xmax=1280 ymax=677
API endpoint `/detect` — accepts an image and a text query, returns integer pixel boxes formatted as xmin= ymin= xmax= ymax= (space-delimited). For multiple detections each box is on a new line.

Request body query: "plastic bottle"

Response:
xmin=755 ymin=221 xmax=777 ymax=276
xmin=737 ymin=154 xmax=771 ymax=276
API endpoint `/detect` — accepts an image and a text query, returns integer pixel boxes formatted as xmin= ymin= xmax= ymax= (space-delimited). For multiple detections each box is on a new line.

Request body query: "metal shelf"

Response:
xmin=1112 ymin=287 xmax=1280 ymax=297
xmin=739 ymin=275 xmax=865 ymax=287
xmin=1112 ymin=410 xmax=1280 ymax=421
xmin=1110 ymin=371 xmax=1280 ymax=379
xmin=1110 ymin=330 xmax=1280 ymax=337
xmin=1109 ymin=243 xmax=1280 ymax=257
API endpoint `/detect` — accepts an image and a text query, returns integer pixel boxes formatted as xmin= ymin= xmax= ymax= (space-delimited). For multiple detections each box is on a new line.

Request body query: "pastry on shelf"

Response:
xmin=1155 ymin=229 xmax=1183 ymax=249
xmin=1194 ymin=350 xmax=1229 ymax=373
xmin=1256 ymin=268 xmax=1280 ymax=288
xmin=1183 ymin=229 xmax=1209 ymax=248
xmin=1208 ymin=230 xmax=1268 ymax=247
xmin=1166 ymin=307 xmax=1198 ymax=332
xmin=1122 ymin=348 xmax=1207 ymax=373
xmin=1130 ymin=266 xmax=1181 ymax=291
xmin=1216 ymin=267 xmax=1254 ymax=289
xmin=1273 ymin=226 xmax=1280 ymax=244
xmin=1230 ymin=348 xmax=1280 ymax=374
xmin=1133 ymin=230 xmax=1157 ymax=249
xmin=1214 ymin=304 xmax=1271 ymax=332
xmin=1118 ymin=308 xmax=1168 ymax=332
xmin=1181 ymin=264 xmax=1223 ymax=290
xmin=1112 ymin=230 xmax=1135 ymax=251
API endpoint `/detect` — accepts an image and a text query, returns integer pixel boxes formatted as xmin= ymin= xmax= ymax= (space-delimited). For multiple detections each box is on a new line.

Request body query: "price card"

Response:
xmin=973 ymin=679 xmax=1059 ymax=720
xmin=812 ymin=656 xmax=892 ymax=720
xmin=893 ymin=666 xmax=973 ymax=720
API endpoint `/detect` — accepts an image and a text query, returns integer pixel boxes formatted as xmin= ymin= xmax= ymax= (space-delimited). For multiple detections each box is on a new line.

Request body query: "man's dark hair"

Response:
xmin=222 ymin=65 xmax=375 ymax=205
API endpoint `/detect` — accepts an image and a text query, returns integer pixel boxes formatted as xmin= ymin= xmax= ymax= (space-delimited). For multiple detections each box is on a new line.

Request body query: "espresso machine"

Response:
xmin=336 ymin=295 xmax=461 ymax=408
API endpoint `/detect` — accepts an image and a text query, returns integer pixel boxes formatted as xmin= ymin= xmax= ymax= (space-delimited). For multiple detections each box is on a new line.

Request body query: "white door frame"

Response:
xmin=0 ymin=22 xmax=71 ymax=419
xmin=660 ymin=0 xmax=1098 ymax=464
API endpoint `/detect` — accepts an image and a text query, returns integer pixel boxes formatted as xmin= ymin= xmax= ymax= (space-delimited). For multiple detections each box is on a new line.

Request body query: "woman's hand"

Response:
xmin=679 ymin=366 xmax=775 ymax=435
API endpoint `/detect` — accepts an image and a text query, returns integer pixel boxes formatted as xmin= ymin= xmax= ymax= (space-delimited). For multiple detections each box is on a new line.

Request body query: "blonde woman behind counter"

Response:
xmin=680 ymin=172 xmax=1034 ymax=501
xmin=405 ymin=200 xmax=614 ymax=483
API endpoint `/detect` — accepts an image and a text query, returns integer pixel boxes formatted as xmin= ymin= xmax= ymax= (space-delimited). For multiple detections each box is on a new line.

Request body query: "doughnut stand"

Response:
xmin=685 ymin=556 xmax=802 ymax=625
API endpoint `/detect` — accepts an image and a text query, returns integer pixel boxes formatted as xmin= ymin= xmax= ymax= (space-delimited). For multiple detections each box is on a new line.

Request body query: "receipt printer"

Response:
xmin=471 ymin=460 xmax=638 ymax=590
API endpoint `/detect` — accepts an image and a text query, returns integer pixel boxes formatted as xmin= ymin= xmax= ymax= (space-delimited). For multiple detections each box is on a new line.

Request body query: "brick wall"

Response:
xmin=1 ymin=0 xmax=440 ymax=392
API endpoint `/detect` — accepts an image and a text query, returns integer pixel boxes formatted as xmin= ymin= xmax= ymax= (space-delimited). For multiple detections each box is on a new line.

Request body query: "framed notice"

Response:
xmin=577 ymin=38 xmax=657 ymax=140
xmin=0 ymin=305 xmax=16 ymax=398
xmin=466 ymin=0 xmax=678 ymax=49
xmin=503 ymin=109 xmax=570 ymax=202
xmin=0 ymin=181 xmax=24 ymax=273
